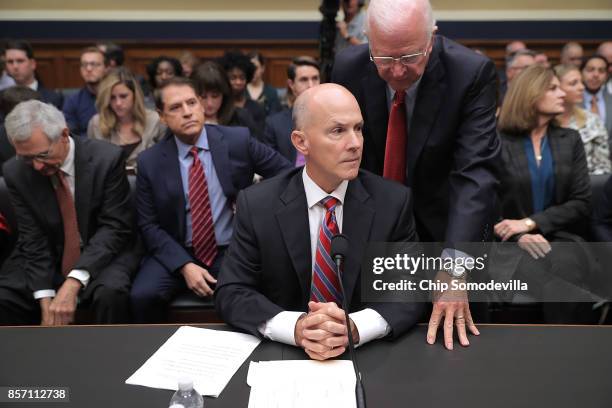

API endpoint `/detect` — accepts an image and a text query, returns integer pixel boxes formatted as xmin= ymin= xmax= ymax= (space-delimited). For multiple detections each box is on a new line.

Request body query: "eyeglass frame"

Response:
xmin=80 ymin=61 xmax=104 ymax=69
xmin=369 ymin=36 xmax=433 ymax=67
xmin=15 ymin=138 xmax=60 ymax=164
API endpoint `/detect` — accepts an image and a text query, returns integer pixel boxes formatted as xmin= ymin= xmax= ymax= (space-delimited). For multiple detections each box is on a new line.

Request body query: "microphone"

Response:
xmin=330 ymin=234 xmax=366 ymax=408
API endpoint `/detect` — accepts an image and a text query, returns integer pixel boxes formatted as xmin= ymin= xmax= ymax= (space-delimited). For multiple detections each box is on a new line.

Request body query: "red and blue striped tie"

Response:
xmin=189 ymin=146 xmax=217 ymax=267
xmin=311 ymin=196 xmax=342 ymax=305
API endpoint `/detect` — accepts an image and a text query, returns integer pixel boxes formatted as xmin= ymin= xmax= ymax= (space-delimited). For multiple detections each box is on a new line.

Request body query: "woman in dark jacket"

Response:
xmin=495 ymin=65 xmax=593 ymax=322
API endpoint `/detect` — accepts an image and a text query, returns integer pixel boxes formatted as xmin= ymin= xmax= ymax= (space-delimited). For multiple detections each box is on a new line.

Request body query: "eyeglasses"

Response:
xmin=369 ymin=49 xmax=429 ymax=67
xmin=80 ymin=61 xmax=103 ymax=69
xmin=16 ymin=141 xmax=58 ymax=164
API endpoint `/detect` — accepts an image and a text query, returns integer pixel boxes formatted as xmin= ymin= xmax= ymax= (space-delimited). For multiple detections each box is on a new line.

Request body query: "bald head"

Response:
xmin=598 ymin=41 xmax=612 ymax=74
xmin=292 ymin=83 xmax=361 ymax=131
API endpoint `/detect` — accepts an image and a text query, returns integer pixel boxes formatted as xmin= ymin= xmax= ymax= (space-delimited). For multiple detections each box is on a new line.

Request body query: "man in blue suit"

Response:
xmin=131 ymin=77 xmax=292 ymax=322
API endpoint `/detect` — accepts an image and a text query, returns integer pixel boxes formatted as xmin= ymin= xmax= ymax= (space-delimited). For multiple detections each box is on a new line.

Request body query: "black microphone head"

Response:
xmin=331 ymin=234 xmax=350 ymax=259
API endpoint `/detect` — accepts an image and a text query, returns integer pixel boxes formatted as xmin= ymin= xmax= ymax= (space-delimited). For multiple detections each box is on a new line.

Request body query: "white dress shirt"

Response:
xmin=257 ymin=167 xmax=391 ymax=347
xmin=33 ymin=137 xmax=90 ymax=300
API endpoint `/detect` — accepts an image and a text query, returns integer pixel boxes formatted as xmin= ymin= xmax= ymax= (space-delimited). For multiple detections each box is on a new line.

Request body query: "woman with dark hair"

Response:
xmin=495 ymin=65 xmax=593 ymax=323
xmin=247 ymin=51 xmax=281 ymax=115
xmin=219 ymin=51 xmax=266 ymax=131
xmin=191 ymin=61 xmax=262 ymax=139
xmin=143 ymin=56 xmax=183 ymax=108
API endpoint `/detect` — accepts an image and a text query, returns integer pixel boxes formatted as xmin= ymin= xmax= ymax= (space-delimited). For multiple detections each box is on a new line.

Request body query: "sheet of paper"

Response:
xmin=126 ymin=325 xmax=260 ymax=397
xmin=247 ymin=360 xmax=357 ymax=408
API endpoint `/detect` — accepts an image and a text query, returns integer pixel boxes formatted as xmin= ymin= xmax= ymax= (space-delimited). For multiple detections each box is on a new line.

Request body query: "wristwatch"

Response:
xmin=443 ymin=261 xmax=467 ymax=280
xmin=524 ymin=218 xmax=536 ymax=231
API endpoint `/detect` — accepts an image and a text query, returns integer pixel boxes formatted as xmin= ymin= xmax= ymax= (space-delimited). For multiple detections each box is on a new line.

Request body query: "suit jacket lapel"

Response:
xmin=341 ymin=176 xmax=374 ymax=303
xmin=407 ymin=38 xmax=445 ymax=185
xmin=276 ymin=171 xmax=312 ymax=302
xmin=206 ymin=125 xmax=237 ymax=200
xmin=161 ymin=135 xmax=187 ymax=238
xmin=73 ymin=137 xmax=92 ymax=241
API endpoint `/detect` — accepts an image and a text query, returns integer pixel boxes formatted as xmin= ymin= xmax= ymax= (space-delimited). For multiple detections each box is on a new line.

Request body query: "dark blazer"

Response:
xmin=0 ymin=125 xmax=15 ymax=176
xmin=592 ymin=175 xmax=612 ymax=242
xmin=215 ymin=168 xmax=424 ymax=338
xmin=0 ymin=137 xmax=137 ymax=296
xmin=136 ymin=124 xmax=292 ymax=273
xmin=38 ymin=85 xmax=64 ymax=110
xmin=332 ymin=35 xmax=501 ymax=244
xmin=498 ymin=125 xmax=591 ymax=238
xmin=262 ymin=107 xmax=295 ymax=163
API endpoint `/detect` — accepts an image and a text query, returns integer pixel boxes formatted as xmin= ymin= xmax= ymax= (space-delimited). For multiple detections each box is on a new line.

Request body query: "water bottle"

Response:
xmin=169 ymin=378 xmax=204 ymax=408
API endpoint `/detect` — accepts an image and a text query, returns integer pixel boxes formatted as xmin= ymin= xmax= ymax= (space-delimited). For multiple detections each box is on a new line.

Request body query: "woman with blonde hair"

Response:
xmin=495 ymin=65 xmax=592 ymax=323
xmin=554 ymin=63 xmax=610 ymax=174
xmin=88 ymin=69 xmax=165 ymax=170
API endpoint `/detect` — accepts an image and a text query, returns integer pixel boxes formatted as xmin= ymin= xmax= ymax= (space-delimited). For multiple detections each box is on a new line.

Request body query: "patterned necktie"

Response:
xmin=591 ymin=95 xmax=600 ymax=116
xmin=383 ymin=90 xmax=407 ymax=183
xmin=188 ymin=146 xmax=217 ymax=267
xmin=311 ymin=196 xmax=343 ymax=305
xmin=54 ymin=171 xmax=80 ymax=276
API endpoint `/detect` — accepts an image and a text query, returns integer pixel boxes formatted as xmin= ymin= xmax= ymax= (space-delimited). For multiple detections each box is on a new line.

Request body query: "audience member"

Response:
xmin=178 ymin=51 xmax=199 ymax=78
xmin=0 ymin=43 xmax=16 ymax=92
xmin=506 ymin=49 xmax=537 ymax=85
xmin=505 ymin=41 xmax=527 ymax=58
xmin=63 ymin=46 xmax=109 ymax=137
xmin=4 ymin=40 xmax=63 ymax=109
xmin=216 ymin=83 xmax=423 ymax=359
xmin=592 ymin=175 xmax=612 ymax=241
xmin=560 ymin=41 xmax=584 ymax=68
xmin=130 ymin=78 xmax=291 ymax=322
xmin=534 ymin=52 xmax=551 ymax=68
xmin=332 ymin=0 xmax=500 ymax=349
xmin=247 ymin=51 xmax=282 ymax=115
xmin=263 ymin=56 xmax=320 ymax=164
xmin=555 ymin=64 xmax=610 ymax=174
xmin=597 ymin=41 xmax=612 ymax=94
xmin=97 ymin=41 xmax=125 ymax=68
xmin=87 ymin=70 xmax=165 ymax=171
xmin=144 ymin=56 xmax=183 ymax=108
xmin=0 ymin=86 xmax=42 ymax=174
xmin=581 ymin=55 xmax=611 ymax=143
xmin=0 ymin=100 xmax=139 ymax=325
xmin=335 ymin=0 xmax=368 ymax=53
xmin=191 ymin=61 xmax=262 ymax=140
xmin=496 ymin=65 xmax=591 ymax=323
xmin=219 ymin=51 xmax=266 ymax=131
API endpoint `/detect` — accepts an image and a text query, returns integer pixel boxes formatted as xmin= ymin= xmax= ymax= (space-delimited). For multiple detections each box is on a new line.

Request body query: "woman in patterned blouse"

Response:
xmin=554 ymin=64 xmax=611 ymax=175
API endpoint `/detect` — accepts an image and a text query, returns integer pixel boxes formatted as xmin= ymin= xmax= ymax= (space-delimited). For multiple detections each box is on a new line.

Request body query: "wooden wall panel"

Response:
xmin=26 ymin=39 xmax=603 ymax=90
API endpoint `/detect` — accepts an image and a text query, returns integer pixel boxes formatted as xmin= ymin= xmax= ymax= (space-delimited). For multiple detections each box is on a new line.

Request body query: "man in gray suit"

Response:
xmin=0 ymin=100 xmax=139 ymax=325
xmin=582 ymin=55 xmax=612 ymax=146
xmin=262 ymin=57 xmax=320 ymax=165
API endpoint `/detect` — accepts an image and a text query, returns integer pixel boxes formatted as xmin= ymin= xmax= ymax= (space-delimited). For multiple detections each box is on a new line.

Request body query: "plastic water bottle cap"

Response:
xmin=178 ymin=377 xmax=194 ymax=391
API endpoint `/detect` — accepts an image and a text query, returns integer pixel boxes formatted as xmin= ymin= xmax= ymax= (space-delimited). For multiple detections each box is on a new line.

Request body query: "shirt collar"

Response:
xmin=302 ymin=167 xmax=348 ymax=209
xmin=387 ymin=76 xmax=421 ymax=100
xmin=174 ymin=126 xmax=209 ymax=159
xmin=27 ymin=79 xmax=39 ymax=91
xmin=60 ymin=136 xmax=75 ymax=178
xmin=586 ymin=87 xmax=604 ymax=98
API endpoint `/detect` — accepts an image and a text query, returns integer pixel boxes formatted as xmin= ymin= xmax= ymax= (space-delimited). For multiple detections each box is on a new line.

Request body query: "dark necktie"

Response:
xmin=189 ymin=146 xmax=218 ymax=267
xmin=591 ymin=95 xmax=600 ymax=116
xmin=54 ymin=171 xmax=80 ymax=276
xmin=310 ymin=196 xmax=342 ymax=305
xmin=383 ymin=90 xmax=407 ymax=183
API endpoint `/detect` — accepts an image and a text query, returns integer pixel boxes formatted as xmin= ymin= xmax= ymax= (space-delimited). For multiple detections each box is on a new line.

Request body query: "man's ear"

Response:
xmin=291 ymin=130 xmax=308 ymax=156
xmin=287 ymin=79 xmax=295 ymax=95
xmin=61 ymin=127 xmax=70 ymax=141
xmin=157 ymin=109 xmax=167 ymax=126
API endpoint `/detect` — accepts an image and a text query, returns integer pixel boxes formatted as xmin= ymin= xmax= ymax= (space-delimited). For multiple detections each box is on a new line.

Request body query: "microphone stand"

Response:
xmin=334 ymin=245 xmax=366 ymax=408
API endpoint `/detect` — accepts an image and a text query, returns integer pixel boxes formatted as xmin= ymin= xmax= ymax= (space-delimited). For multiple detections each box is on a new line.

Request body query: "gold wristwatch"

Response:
xmin=524 ymin=218 xmax=536 ymax=231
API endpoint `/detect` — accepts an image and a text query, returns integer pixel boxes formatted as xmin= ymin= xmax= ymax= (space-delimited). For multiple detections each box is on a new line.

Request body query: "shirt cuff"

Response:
xmin=33 ymin=290 xmax=56 ymax=300
xmin=349 ymin=308 xmax=391 ymax=347
xmin=257 ymin=311 xmax=305 ymax=347
xmin=67 ymin=269 xmax=90 ymax=288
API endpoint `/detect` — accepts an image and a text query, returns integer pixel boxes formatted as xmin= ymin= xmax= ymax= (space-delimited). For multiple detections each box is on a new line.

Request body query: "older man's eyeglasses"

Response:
xmin=369 ymin=49 xmax=429 ymax=67
xmin=16 ymin=142 xmax=57 ymax=164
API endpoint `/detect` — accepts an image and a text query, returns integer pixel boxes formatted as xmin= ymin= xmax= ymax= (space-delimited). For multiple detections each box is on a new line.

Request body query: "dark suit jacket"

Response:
xmin=332 ymin=36 xmax=501 ymax=244
xmin=262 ymin=108 xmax=295 ymax=163
xmin=215 ymin=168 xmax=424 ymax=338
xmin=0 ymin=137 xmax=138 ymax=297
xmin=38 ymin=85 xmax=63 ymax=110
xmin=136 ymin=124 xmax=292 ymax=273
xmin=592 ymin=175 xmax=612 ymax=242
xmin=498 ymin=125 xmax=591 ymax=239
xmin=0 ymin=125 xmax=15 ymax=176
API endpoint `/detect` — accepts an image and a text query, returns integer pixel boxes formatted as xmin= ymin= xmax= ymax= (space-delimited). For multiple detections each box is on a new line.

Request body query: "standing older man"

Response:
xmin=216 ymin=84 xmax=423 ymax=360
xmin=332 ymin=0 xmax=500 ymax=349
xmin=0 ymin=101 xmax=138 ymax=325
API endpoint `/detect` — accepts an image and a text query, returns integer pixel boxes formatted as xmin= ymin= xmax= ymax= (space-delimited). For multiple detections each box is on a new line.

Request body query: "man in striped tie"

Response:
xmin=216 ymin=83 xmax=423 ymax=360
xmin=131 ymin=77 xmax=292 ymax=323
